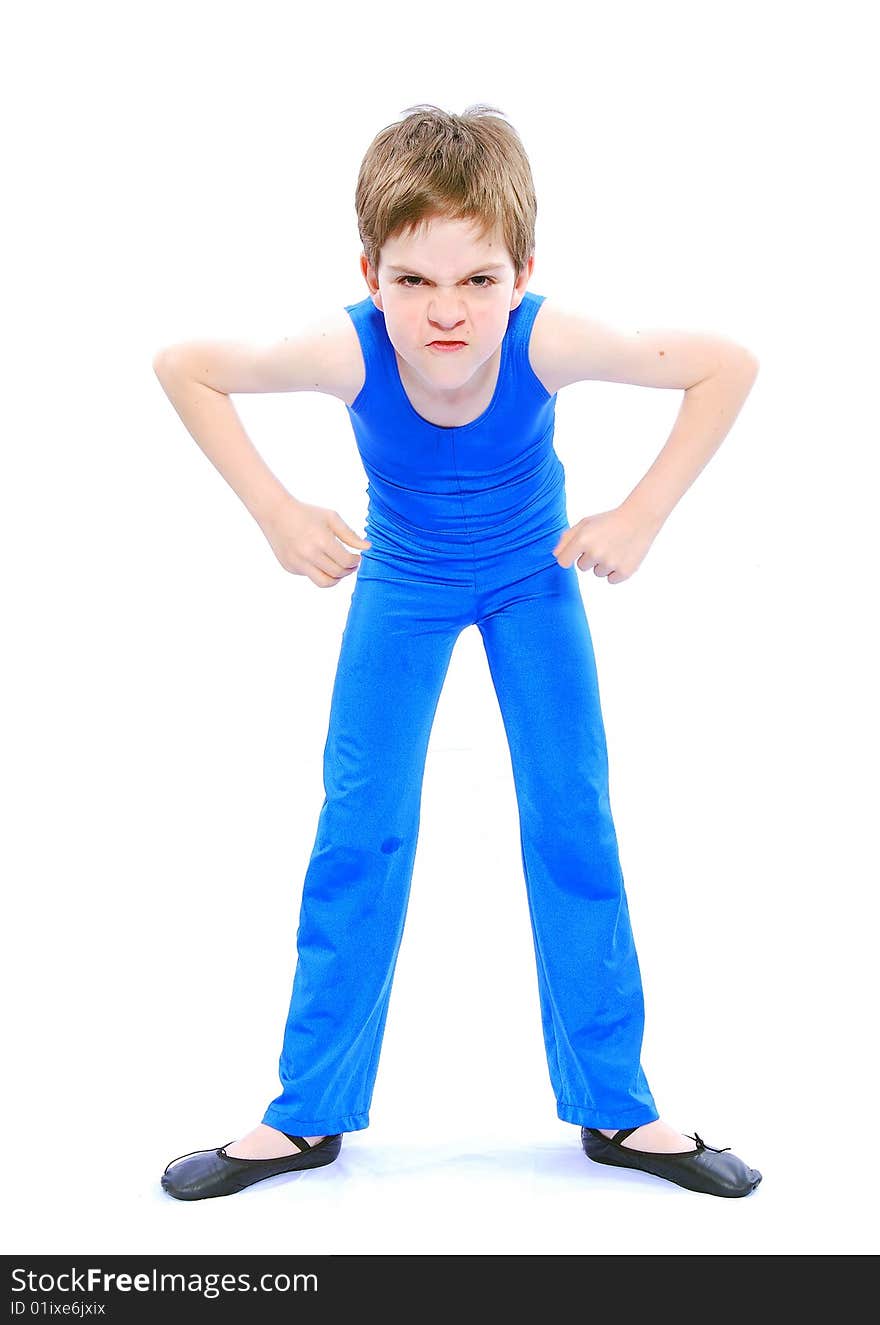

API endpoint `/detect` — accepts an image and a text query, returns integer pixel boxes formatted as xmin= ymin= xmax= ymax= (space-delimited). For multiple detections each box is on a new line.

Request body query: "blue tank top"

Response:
xmin=343 ymin=290 xmax=569 ymax=586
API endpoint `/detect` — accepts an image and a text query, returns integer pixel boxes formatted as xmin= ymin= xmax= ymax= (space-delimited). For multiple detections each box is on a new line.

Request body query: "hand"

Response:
xmin=259 ymin=494 xmax=371 ymax=589
xmin=552 ymin=504 xmax=661 ymax=585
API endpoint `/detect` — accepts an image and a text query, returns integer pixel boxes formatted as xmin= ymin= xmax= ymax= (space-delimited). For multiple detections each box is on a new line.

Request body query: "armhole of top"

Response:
xmin=520 ymin=294 xmax=556 ymax=402
xmin=343 ymin=302 xmax=370 ymax=412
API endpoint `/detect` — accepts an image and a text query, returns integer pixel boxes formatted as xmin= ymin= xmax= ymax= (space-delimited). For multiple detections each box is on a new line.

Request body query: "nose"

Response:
xmin=428 ymin=300 xmax=466 ymax=333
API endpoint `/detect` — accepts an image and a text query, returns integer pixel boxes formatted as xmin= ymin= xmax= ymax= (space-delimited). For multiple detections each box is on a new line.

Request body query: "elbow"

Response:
xmin=152 ymin=346 xmax=189 ymax=382
xmin=725 ymin=348 xmax=760 ymax=382
xmin=152 ymin=348 xmax=173 ymax=378
xmin=738 ymin=345 xmax=760 ymax=377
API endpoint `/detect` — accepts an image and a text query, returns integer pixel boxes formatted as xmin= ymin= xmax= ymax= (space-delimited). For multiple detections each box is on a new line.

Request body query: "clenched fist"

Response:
xmin=260 ymin=494 xmax=371 ymax=589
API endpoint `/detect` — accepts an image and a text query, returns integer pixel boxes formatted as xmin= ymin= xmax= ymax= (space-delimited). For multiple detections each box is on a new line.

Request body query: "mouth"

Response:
xmin=427 ymin=340 xmax=467 ymax=352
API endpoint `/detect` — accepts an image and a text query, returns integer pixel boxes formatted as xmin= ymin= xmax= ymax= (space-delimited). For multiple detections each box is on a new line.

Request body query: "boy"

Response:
xmin=155 ymin=103 xmax=761 ymax=1201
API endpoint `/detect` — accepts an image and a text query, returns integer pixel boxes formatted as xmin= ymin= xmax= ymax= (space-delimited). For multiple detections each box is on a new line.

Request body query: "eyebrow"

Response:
xmin=385 ymin=264 xmax=509 ymax=276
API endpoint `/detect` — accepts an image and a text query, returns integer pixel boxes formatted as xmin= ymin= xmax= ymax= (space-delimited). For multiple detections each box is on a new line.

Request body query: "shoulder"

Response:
xmin=526 ymin=295 xmax=605 ymax=396
xmin=527 ymin=295 xmax=649 ymax=393
xmin=297 ymin=304 xmax=366 ymax=406
xmin=528 ymin=295 xmax=644 ymax=394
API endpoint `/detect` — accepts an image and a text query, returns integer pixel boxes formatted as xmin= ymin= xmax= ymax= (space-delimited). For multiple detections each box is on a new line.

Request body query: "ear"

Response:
xmin=510 ymin=253 xmax=535 ymax=308
xmin=360 ymin=253 xmax=383 ymax=310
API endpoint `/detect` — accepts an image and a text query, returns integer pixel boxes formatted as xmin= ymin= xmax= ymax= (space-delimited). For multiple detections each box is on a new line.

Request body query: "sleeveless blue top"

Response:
xmin=343 ymin=290 xmax=569 ymax=589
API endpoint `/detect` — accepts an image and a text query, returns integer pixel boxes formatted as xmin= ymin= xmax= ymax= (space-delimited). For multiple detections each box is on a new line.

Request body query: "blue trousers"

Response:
xmin=262 ymin=530 xmax=659 ymax=1135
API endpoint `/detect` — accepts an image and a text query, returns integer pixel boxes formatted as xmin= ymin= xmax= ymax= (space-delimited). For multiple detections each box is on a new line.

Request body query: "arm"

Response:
xmin=151 ymin=311 xmax=357 ymax=523
xmin=617 ymin=343 xmax=760 ymax=532
xmin=151 ymin=350 xmax=292 ymax=527
xmin=537 ymin=305 xmax=760 ymax=582
xmin=152 ymin=318 xmax=370 ymax=588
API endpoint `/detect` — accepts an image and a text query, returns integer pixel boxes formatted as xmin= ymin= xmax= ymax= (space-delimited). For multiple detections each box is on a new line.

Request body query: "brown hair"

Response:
xmin=354 ymin=102 xmax=537 ymax=279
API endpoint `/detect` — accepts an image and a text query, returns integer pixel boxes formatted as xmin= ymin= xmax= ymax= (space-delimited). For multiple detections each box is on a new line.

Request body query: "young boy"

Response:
xmin=155 ymin=103 xmax=762 ymax=1201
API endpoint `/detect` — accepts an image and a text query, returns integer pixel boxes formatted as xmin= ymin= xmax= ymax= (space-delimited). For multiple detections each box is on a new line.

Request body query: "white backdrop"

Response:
xmin=3 ymin=0 xmax=878 ymax=1257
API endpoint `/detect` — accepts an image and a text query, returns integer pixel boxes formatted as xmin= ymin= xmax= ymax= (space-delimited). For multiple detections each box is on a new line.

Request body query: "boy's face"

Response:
xmin=360 ymin=213 xmax=534 ymax=397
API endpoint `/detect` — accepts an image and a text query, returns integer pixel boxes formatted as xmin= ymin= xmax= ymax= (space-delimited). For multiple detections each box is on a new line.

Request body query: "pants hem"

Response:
xmin=262 ymin=1106 xmax=369 ymax=1135
xmin=557 ymin=1102 xmax=659 ymax=1129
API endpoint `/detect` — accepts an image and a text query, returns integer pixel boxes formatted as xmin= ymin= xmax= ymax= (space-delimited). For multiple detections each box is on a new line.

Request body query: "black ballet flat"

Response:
xmin=581 ymin=1126 xmax=761 ymax=1197
xmin=161 ymin=1132 xmax=343 ymax=1201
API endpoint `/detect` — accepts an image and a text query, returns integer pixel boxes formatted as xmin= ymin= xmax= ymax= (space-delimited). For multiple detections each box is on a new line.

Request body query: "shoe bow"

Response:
xmin=685 ymin=1131 xmax=732 ymax=1154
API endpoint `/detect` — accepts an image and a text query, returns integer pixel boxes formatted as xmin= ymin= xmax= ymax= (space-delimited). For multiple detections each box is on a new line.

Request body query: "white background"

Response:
xmin=3 ymin=0 xmax=878 ymax=1257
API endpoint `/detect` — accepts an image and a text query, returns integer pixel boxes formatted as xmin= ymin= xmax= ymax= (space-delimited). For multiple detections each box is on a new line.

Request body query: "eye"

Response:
xmin=396 ymin=275 xmax=496 ymax=288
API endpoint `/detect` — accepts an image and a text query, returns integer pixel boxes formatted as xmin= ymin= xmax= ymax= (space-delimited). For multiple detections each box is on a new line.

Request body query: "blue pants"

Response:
xmin=262 ymin=525 xmax=659 ymax=1135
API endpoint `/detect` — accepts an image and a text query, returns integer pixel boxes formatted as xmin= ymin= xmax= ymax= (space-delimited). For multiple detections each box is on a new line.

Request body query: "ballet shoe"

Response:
xmin=581 ymin=1126 xmax=761 ymax=1197
xmin=161 ymin=1132 xmax=343 ymax=1201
